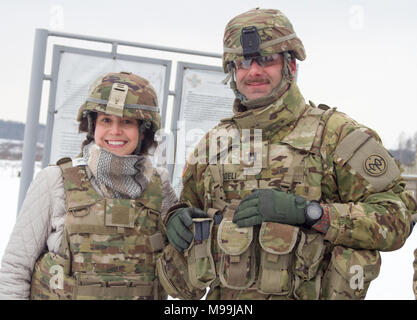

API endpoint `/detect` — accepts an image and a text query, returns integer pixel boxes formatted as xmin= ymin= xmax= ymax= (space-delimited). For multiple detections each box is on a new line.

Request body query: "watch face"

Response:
xmin=307 ymin=203 xmax=323 ymax=220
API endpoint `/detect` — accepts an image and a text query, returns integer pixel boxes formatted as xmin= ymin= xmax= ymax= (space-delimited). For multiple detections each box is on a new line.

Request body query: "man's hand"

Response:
xmin=233 ymin=189 xmax=307 ymax=227
xmin=166 ymin=207 xmax=209 ymax=252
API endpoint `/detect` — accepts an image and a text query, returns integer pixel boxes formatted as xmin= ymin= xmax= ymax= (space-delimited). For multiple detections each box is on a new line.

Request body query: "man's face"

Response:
xmin=235 ymin=54 xmax=284 ymax=101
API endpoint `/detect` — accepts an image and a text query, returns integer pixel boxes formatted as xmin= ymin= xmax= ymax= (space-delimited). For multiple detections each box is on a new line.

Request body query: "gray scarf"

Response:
xmin=82 ymin=142 xmax=153 ymax=199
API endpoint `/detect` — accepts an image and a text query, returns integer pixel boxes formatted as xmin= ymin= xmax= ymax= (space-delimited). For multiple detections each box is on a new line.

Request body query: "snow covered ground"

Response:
xmin=0 ymin=159 xmax=415 ymax=299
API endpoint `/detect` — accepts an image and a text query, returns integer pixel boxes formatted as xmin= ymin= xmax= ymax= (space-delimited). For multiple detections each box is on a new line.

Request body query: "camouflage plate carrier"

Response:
xmin=30 ymin=158 xmax=167 ymax=300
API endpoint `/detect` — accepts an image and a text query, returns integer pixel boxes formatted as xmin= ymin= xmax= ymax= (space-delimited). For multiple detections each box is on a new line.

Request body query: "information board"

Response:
xmin=169 ymin=62 xmax=235 ymax=196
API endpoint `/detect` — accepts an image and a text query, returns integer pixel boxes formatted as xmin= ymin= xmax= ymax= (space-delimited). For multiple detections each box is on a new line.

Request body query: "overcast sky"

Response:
xmin=0 ymin=0 xmax=416 ymax=149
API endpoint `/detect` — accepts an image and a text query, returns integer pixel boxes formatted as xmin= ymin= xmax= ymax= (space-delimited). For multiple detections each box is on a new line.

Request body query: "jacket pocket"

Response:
xmin=184 ymin=217 xmax=216 ymax=290
xmin=257 ymin=222 xmax=299 ymax=295
xmin=321 ymin=246 xmax=381 ymax=300
xmin=217 ymin=219 xmax=255 ymax=290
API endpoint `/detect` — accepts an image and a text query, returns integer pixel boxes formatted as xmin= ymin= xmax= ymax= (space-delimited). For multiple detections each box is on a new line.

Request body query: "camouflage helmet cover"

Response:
xmin=222 ymin=8 xmax=306 ymax=72
xmin=77 ymin=72 xmax=161 ymax=133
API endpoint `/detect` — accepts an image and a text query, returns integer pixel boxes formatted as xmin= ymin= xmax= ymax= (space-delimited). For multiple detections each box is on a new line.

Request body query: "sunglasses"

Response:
xmin=234 ymin=53 xmax=282 ymax=70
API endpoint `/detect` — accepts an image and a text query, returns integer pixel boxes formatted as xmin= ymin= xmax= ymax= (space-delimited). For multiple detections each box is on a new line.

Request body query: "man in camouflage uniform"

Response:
xmin=163 ymin=8 xmax=417 ymax=300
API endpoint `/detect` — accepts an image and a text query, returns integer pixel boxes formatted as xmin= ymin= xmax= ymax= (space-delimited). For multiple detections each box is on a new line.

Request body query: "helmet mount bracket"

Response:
xmin=241 ymin=26 xmax=260 ymax=59
xmin=106 ymin=83 xmax=128 ymax=117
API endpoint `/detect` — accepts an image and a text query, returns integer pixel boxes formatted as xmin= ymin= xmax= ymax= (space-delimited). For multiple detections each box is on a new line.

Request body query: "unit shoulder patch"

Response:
xmin=334 ymin=130 xmax=400 ymax=192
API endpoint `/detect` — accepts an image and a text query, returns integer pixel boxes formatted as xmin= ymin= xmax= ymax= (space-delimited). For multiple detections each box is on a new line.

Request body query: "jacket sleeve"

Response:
xmin=0 ymin=166 xmax=64 ymax=300
xmin=320 ymin=113 xmax=416 ymax=251
xmin=156 ymin=166 xmax=206 ymax=300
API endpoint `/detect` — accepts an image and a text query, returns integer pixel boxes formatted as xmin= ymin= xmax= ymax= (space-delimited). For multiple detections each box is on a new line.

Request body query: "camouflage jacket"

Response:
xmin=175 ymin=83 xmax=416 ymax=300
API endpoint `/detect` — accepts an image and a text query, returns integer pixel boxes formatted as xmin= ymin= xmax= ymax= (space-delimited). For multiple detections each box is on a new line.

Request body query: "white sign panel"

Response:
xmin=171 ymin=67 xmax=235 ymax=196
xmin=49 ymin=50 xmax=168 ymax=164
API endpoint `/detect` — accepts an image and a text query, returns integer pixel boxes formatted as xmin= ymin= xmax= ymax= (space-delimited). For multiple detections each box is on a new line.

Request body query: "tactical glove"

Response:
xmin=233 ymin=189 xmax=306 ymax=227
xmin=166 ymin=207 xmax=209 ymax=252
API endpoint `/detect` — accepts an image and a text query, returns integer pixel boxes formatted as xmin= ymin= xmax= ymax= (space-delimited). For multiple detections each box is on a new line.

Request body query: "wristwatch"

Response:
xmin=304 ymin=200 xmax=323 ymax=226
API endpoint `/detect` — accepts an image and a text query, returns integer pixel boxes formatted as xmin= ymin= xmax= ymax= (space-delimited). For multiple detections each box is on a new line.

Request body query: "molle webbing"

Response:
xmin=208 ymin=164 xmax=239 ymax=217
xmin=280 ymin=106 xmax=336 ymax=192
xmin=280 ymin=152 xmax=305 ymax=191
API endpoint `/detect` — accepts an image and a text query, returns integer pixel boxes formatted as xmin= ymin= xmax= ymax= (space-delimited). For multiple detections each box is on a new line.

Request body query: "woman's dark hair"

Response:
xmin=78 ymin=112 xmax=158 ymax=155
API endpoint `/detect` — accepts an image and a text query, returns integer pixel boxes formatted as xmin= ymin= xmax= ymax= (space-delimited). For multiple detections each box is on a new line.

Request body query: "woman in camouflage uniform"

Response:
xmin=0 ymin=72 xmax=181 ymax=300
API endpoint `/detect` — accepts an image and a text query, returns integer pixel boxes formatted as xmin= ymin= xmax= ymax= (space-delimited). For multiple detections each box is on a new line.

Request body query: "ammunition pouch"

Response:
xmin=217 ymin=218 xmax=256 ymax=290
xmin=184 ymin=218 xmax=216 ymax=290
xmin=257 ymin=222 xmax=299 ymax=295
xmin=293 ymin=231 xmax=326 ymax=299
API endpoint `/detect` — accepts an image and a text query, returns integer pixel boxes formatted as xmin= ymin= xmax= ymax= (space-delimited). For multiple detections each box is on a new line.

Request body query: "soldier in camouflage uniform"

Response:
xmin=0 ymin=72 xmax=203 ymax=300
xmin=163 ymin=8 xmax=417 ymax=300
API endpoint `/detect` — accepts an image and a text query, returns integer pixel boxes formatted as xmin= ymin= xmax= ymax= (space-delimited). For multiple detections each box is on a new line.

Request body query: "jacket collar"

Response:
xmin=231 ymin=83 xmax=308 ymax=139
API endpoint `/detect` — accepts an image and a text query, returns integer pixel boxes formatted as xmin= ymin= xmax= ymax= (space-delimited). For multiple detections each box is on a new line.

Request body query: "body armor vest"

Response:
xmin=195 ymin=104 xmax=380 ymax=300
xmin=30 ymin=159 xmax=167 ymax=300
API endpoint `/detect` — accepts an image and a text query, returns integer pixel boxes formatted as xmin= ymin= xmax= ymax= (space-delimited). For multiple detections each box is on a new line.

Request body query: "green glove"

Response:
xmin=166 ymin=207 xmax=209 ymax=252
xmin=233 ymin=189 xmax=307 ymax=227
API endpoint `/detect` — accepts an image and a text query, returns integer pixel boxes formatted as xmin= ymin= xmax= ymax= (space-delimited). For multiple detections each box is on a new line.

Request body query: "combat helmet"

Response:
xmin=222 ymin=8 xmax=306 ymax=107
xmin=77 ymin=71 xmax=161 ymax=155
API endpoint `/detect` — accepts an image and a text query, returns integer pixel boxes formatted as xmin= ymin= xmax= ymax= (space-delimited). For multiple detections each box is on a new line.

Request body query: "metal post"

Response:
xmin=42 ymin=47 xmax=61 ymax=168
xmin=17 ymin=28 xmax=49 ymax=214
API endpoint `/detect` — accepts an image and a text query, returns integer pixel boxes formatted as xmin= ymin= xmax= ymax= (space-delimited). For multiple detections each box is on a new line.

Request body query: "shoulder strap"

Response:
xmin=56 ymin=157 xmax=73 ymax=169
xmin=136 ymin=169 xmax=163 ymax=213
xmin=58 ymin=160 xmax=100 ymax=210
xmin=310 ymin=107 xmax=337 ymax=154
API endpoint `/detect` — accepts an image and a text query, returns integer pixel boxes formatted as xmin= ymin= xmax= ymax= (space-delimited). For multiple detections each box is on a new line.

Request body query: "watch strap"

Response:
xmin=311 ymin=205 xmax=330 ymax=234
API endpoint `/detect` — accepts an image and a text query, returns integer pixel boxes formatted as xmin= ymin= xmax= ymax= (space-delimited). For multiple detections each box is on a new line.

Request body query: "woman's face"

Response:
xmin=94 ymin=113 xmax=140 ymax=156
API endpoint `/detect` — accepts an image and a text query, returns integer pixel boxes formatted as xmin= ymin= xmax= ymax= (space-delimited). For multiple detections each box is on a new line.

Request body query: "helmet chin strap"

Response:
xmin=134 ymin=120 xmax=151 ymax=155
xmin=87 ymin=112 xmax=95 ymax=140
xmin=226 ymin=52 xmax=295 ymax=109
